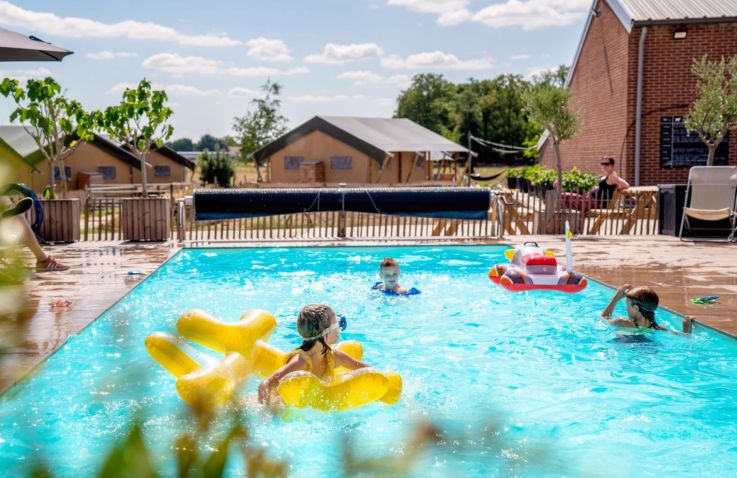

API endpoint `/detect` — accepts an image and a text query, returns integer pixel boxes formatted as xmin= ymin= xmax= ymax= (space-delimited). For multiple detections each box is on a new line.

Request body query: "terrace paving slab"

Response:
xmin=1 ymin=235 xmax=735 ymax=394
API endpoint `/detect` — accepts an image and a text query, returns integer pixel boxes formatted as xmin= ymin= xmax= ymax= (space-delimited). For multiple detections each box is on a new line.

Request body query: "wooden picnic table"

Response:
xmin=585 ymin=186 xmax=658 ymax=235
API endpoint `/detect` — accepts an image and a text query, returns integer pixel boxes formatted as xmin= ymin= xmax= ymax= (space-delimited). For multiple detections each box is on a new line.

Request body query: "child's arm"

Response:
xmin=333 ymin=350 xmax=370 ymax=371
xmin=601 ymin=284 xmax=630 ymax=320
xmin=258 ymin=355 xmax=308 ymax=404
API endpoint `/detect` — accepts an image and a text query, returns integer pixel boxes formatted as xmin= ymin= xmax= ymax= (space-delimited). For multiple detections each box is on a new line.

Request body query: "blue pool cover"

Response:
xmin=193 ymin=187 xmax=492 ymax=220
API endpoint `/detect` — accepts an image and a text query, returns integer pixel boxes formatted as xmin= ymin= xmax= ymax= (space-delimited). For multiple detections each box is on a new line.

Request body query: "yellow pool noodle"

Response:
xmin=144 ymin=332 xmax=200 ymax=378
xmin=177 ymin=309 xmax=276 ymax=358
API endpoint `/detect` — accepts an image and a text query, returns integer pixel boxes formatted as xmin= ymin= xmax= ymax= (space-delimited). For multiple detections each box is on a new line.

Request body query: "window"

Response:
xmin=284 ymin=156 xmax=303 ymax=170
xmin=154 ymin=165 xmax=171 ymax=177
xmin=53 ymin=166 xmax=72 ymax=181
xmin=97 ymin=166 xmax=117 ymax=180
xmin=331 ymin=156 xmax=352 ymax=170
xmin=415 ymin=157 xmax=426 ymax=168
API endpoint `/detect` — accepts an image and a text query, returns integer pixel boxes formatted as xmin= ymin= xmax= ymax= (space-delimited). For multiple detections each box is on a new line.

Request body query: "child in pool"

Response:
xmin=601 ymin=285 xmax=667 ymax=331
xmin=374 ymin=257 xmax=408 ymax=294
xmin=257 ymin=304 xmax=369 ymax=405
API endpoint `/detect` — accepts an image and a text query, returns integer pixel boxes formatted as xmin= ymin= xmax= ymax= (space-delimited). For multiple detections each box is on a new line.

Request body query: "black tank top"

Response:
xmin=596 ymin=176 xmax=617 ymax=205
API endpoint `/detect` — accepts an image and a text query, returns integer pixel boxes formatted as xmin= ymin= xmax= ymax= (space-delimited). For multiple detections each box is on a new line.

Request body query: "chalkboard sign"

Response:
xmin=660 ymin=116 xmax=729 ymax=167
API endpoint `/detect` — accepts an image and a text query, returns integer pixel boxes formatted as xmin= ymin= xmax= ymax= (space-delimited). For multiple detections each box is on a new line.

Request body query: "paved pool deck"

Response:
xmin=1 ymin=236 xmax=735 ymax=393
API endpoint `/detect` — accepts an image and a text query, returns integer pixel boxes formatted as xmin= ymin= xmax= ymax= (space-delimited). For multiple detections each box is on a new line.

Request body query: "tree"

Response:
xmin=532 ymin=65 xmax=570 ymax=88
xmin=195 ymin=134 xmax=228 ymax=152
xmin=197 ymin=151 xmax=234 ymax=187
xmin=95 ymin=79 xmax=174 ymax=195
xmin=395 ymin=73 xmax=456 ymax=138
xmin=169 ymin=137 xmax=194 ymax=151
xmin=0 ymin=77 xmax=94 ymax=198
xmin=523 ymin=83 xmax=578 ymax=208
xmin=233 ymin=80 xmax=288 ymax=182
xmin=684 ymin=55 xmax=737 ymax=166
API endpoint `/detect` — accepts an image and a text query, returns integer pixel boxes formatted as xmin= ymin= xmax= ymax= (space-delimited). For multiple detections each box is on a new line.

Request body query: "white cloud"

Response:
xmin=142 ymin=53 xmax=220 ymax=75
xmin=387 ymin=0 xmax=589 ymax=30
xmin=387 ymin=0 xmax=472 ymax=26
xmin=0 ymin=0 xmax=241 ymax=47
xmin=245 ymin=37 xmax=292 ymax=62
xmin=106 ymin=81 xmax=219 ymax=97
xmin=381 ymin=51 xmax=493 ymax=70
xmin=227 ymin=87 xmax=258 ymax=98
xmin=165 ymin=84 xmax=220 ymax=96
xmin=226 ymin=66 xmax=308 ymax=77
xmin=0 ymin=66 xmax=52 ymax=83
xmin=337 ymin=70 xmax=382 ymax=85
xmin=85 ymin=51 xmax=138 ymax=61
xmin=511 ymin=54 xmax=531 ymax=61
xmin=473 ymin=0 xmax=590 ymax=30
xmin=304 ymin=43 xmax=384 ymax=65
xmin=287 ymin=94 xmax=367 ymax=103
xmin=386 ymin=74 xmax=412 ymax=87
xmin=526 ymin=65 xmax=558 ymax=80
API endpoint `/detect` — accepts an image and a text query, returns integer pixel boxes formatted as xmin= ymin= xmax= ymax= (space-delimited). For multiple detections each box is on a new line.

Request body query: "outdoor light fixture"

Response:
xmin=674 ymin=30 xmax=687 ymax=39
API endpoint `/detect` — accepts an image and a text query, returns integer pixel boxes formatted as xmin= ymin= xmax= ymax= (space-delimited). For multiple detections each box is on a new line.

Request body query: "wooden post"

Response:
xmin=405 ymin=153 xmax=420 ymax=183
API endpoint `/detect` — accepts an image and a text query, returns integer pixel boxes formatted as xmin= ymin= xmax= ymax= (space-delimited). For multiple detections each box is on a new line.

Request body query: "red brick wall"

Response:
xmin=629 ymin=22 xmax=737 ymax=185
xmin=542 ymin=1 xmax=737 ymax=186
xmin=540 ymin=0 xmax=630 ymax=178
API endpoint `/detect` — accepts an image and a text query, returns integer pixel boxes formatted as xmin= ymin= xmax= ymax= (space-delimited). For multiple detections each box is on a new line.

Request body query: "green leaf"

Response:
xmin=96 ymin=422 xmax=158 ymax=478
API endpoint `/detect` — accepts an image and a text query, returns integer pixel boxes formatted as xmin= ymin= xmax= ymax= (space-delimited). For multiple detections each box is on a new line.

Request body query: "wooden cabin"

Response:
xmin=0 ymin=126 xmax=194 ymax=193
xmin=252 ymin=116 xmax=467 ymax=185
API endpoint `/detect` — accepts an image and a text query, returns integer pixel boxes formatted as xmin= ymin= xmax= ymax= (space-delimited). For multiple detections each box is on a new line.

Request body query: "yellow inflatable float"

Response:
xmin=145 ymin=309 xmax=401 ymax=410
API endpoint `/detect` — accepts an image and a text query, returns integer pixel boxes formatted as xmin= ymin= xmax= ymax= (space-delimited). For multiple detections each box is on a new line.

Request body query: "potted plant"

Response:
xmin=0 ymin=77 xmax=94 ymax=242
xmin=506 ymin=167 xmax=522 ymax=189
xmin=95 ymin=79 xmax=174 ymax=241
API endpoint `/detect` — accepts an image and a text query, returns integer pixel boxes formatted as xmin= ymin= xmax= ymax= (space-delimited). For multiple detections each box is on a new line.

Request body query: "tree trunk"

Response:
xmin=48 ymin=161 xmax=56 ymax=199
xmin=141 ymin=151 xmax=149 ymax=196
xmin=553 ymin=141 xmax=563 ymax=212
xmin=707 ymin=144 xmax=716 ymax=166
xmin=60 ymin=157 xmax=69 ymax=198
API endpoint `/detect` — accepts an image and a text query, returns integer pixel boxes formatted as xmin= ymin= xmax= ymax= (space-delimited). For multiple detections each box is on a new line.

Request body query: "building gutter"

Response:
xmin=634 ymin=26 xmax=647 ymax=186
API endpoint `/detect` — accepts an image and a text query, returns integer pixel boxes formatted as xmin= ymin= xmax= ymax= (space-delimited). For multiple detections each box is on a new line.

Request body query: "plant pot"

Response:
xmin=506 ymin=176 xmax=517 ymax=189
xmin=34 ymin=199 xmax=81 ymax=243
xmin=121 ymin=197 xmax=171 ymax=242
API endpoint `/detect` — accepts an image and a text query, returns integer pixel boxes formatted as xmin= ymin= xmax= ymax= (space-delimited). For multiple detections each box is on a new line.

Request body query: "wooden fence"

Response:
xmin=78 ymin=187 xmax=660 ymax=242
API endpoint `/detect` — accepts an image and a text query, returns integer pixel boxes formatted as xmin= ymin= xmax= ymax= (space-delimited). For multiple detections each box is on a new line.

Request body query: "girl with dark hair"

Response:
xmin=257 ymin=304 xmax=369 ymax=405
xmin=601 ymin=284 xmax=666 ymax=331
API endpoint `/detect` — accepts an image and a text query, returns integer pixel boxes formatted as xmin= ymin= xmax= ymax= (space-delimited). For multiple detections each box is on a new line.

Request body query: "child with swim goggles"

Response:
xmin=257 ymin=304 xmax=366 ymax=405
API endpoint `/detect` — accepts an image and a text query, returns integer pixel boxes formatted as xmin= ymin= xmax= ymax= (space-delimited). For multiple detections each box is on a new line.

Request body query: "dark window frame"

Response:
xmin=97 ymin=166 xmax=117 ymax=180
xmin=330 ymin=155 xmax=353 ymax=170
xmin=284 ymin=156 xmax=304 ymax=170
xmin=154 ymin=165 xmax=171 ymax=177
xmin=53 ymin=166 xmax=73 ymax=181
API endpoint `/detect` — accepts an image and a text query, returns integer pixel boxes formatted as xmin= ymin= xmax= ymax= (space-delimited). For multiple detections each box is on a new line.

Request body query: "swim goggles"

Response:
xmin=301 ymin=315 xmax=348 ymax=340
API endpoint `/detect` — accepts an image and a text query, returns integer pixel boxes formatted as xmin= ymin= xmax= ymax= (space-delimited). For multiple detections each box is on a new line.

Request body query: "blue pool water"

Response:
xmin=1 ymin=246 xmax=737 ymax=476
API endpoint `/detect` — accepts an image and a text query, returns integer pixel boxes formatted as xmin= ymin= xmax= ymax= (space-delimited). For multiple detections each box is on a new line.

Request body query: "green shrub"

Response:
xmin=561 ymin=166 xmax=598 ymax=193
xmin=197 ymin=151 xmax=235 ymax=187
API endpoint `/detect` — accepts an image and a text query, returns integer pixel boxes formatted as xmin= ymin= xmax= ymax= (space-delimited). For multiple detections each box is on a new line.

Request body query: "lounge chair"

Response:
xmin=679 ymin=166 xmax=737 ymax=242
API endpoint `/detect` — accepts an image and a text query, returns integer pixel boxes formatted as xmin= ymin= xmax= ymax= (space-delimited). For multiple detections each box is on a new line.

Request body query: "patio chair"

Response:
xmin=679 ymin=166 xmax=737 ymax=242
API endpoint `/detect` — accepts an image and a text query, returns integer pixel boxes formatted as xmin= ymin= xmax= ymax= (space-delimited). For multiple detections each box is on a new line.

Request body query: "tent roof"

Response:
xmin=252 ymin=115 xmax=467 ymax=163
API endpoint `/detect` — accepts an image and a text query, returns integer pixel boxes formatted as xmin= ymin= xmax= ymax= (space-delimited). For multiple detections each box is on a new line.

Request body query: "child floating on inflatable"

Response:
xmin=373 ymin=257 xmax=420 ymax=296
xmin=258 ymin=304 xmax=368 ymax=406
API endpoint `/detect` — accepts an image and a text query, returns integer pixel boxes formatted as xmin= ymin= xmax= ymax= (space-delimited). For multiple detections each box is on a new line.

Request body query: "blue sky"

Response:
xmin=0 ymin=0 xmax=591 ymax=139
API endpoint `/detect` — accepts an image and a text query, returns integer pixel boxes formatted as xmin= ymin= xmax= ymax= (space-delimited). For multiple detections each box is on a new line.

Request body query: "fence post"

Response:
xmin=337 ymin=183 xmax=347 ymax=238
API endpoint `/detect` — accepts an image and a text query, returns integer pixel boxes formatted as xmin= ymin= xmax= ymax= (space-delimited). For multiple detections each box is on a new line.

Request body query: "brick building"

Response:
xmin=540 ymin=0 xmax=737 ymax=186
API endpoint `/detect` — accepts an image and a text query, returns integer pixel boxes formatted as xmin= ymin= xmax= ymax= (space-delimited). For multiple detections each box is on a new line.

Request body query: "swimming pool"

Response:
xmin=1 ymin=245 xmax=736 ymax=476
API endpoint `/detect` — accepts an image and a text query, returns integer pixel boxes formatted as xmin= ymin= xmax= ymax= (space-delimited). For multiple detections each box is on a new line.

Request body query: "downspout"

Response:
xmin=634 ymin=26 xmax=647 ymax=186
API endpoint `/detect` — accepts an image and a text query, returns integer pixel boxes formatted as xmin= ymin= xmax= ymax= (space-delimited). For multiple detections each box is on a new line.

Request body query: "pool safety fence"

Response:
xmin=77 ymin=187 xmax=659 ymax=242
